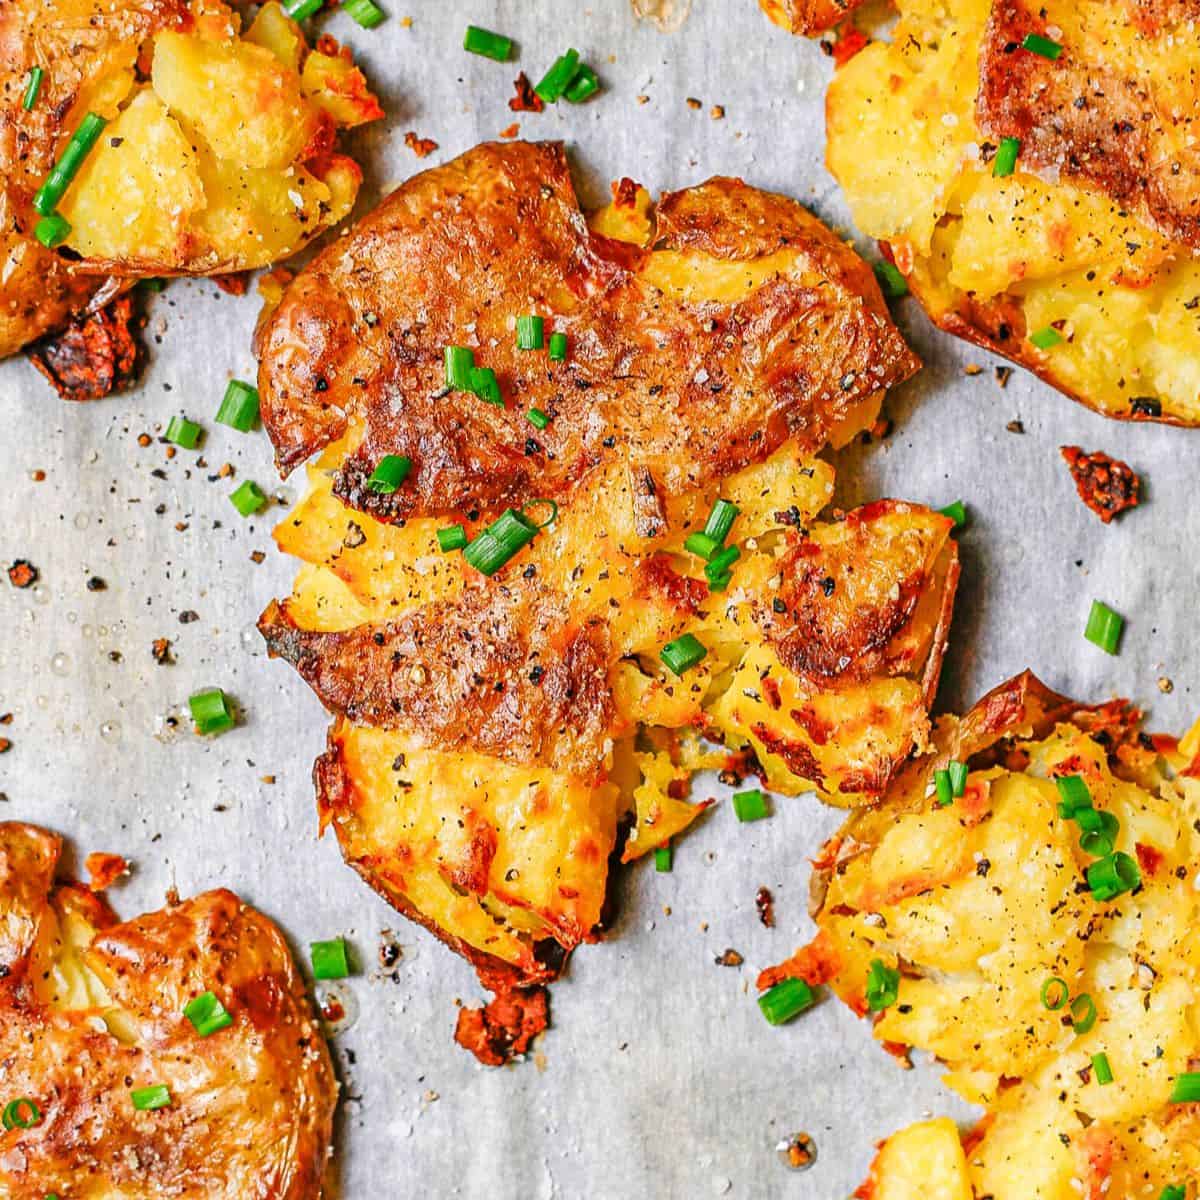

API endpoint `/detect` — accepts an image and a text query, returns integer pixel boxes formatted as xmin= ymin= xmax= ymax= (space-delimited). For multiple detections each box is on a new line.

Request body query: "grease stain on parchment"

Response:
xmin=631 ymin=0 xmax=692 ymax=32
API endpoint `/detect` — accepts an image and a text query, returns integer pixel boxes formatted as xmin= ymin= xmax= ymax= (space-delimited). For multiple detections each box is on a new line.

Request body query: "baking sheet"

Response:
xmin=1 ymin=2 xmax=1197 ymax=1196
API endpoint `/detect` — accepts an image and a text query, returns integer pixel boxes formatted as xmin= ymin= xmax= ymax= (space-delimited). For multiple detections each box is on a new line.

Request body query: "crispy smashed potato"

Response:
xmin=0 ymin=821 xmax=336 ymax=1198
xmin=766 ymin=673 xmax=1200 ymax=1198
xmin=826 ymin=0 xmax=1200 ymax=425
xmin=0 ymin=0 xmax=379 ymax=360
xmin=254 ymin=141 xmax=957 ymax=1056
xmin=758 ymin=0 xmax=871 ymax=35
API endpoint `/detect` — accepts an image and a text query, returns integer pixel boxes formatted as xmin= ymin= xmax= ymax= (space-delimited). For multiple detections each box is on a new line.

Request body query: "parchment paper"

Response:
xmin=1 ymin=3 xmax=1195 ymax=1196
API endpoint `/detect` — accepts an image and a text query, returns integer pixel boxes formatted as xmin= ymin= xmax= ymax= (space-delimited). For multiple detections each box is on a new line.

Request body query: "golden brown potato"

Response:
xmin=0 ymin=821 xmax=336 ymax=1198
xmin=758 ymin=0 xmax=871 ymax=35
xmin=764 ymin=674 xmax=1200 ymax=1199
xmin=254 ymin=142 xmax=958 ymax=1057
xmin=826 ymin=0 xmax=1200 ymax=425
xmin=0 ymin=0 xmax=379 ymax=362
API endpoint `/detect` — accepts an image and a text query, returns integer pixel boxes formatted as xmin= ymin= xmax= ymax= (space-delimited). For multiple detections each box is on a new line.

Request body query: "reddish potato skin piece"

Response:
xmin=758 ymin=0 xmax=870 ymax=34
xmin=255 ymin=140 xmax=919 ymax=515
xmin=27 ymin=294 xmax=141 ymax=401
xmin=1060 ymin=446 xmax=1141 ymax=524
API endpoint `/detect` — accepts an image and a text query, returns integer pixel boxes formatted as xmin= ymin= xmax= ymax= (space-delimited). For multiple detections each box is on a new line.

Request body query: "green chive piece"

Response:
xmin=165 ymin=416 xmax=202 ymax=449
xmin=865 ymin=958 xmax=900 ymax=1012
xmin=654 ymin=843 xmax=672 ymax=873
xmin=33 ymin=111 xmax=107 ymax=216
xmin=1030 ymin=325 xmax=1064 ymax=350
xmin=707 ymin=570 xmax=732 ymax=594
xmin=702 ymin=498 xmax=739 ymax=545
xmin=1088 ymin=851 xmax=1140 ymax=902
xmin=1160 ymin=1185 xmax=1187 ymax=1200
xmin=343 ymin=0 xmax=385 ymax=28
xmin=436 ymin=524 xmax=467 ymax=552
xmin=1171 ymin=1072 xmax=1200 ymax=1103
xmin=526 ymin=407 xmax=550 ymax=430
xmin=463 ymin=508 xmax=539 ymax=576
xmin=535 ymin=49 xmax=581 ymax=104
xmin=130 ymin=1085 xmax=171 ymax=1112
xmin=516 ymin=315 xmax=545 ymax=350
xmin=282 ymin=0 xmax=323 ymax=18
xmin=873 ymin=260 xmax=909 ymax=300
xmin=1055 ymin=774 xmax=1092 ymax=819
xmin=684 ymin=531 xmax=720 ymax=560
xmin=444 ymin=345 xmax=475 ymax=390
xmin=934 ymin=768 xmax=954 ymax=808
xmin=365 ymin=455 xmax=412 ymax=495
xmin=311 ymin=938 xmax=350 ymax=980
xmin=22 ymin=67 xmax=43 ymax=112
xmin=463 ymin=25 xmax=513 ymax=61
xmin=139 ymin=277 xmax=166 ymax=293
xmin=758 ymin=978 xmax=815 ymax=1026
xmin=215 ymin=380 xmax=260 ymax=432
xmin=189 ymin=687 xmax=235 ymax=735
xmin=1 ymin=1098 xmax=41 ymax=1130
xmin=184 ymin=991 xmax=233 ymax=1038
xmin=939 ymin=500 xmax=966 ymax=529
xmin=1070 ymin=992 xmax=1097 ymax=1034
xmin=732 ymin=789 xmax=769 ymax=823
xmin=564 ymin=64 xmax=600 ymax=103
xmin=993 ymin=135 xmax=1021 ymax=178
xmin=660 ymin=632 xmax=707 ymax=677
xmin=34 ymin=213 xmax=71 ymax=249
xmin=1076 ymin=808 xmax=1119 ymax=858
xmin=1091 ymin=1052 xmax=1114 ymax=1085
xmin=705 ymin=544 xmax=740 ymax=581
xmin=522 ymin=497 xmax=558 ymax=529
xmin=1084 ymin=600 xmax=1123 ymax=655
xmin=548 ymin=331 xmax=568 ymax=361
xmin=470 ymin=366 xmax=503 ymax=406
xmin=1022 ymin=32 xmax=1063 ymax=60
xmin=1040 ymin=976 xmax=1069 ymax=1011
xmin=230 ymin=480 xmax=267 ymax=516
xmin=947 ymin=760 xmax=968 ymax=797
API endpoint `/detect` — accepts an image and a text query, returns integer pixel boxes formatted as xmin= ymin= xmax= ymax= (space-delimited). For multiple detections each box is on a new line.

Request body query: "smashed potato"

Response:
xmin=826 ymin=0 xmax=1200 ymax=425
xmin=255 ymin=141 xmax=958 ymax=1056
xmin=0 ymin=822 xmax=336 ymax=1197
xmin=765 ymin=674 xmax=1200 ymax=1198
xmin=0 ymin=0 xmax=379 ymax=360
xmin=758 ymin=0 xmax=871 ymax=35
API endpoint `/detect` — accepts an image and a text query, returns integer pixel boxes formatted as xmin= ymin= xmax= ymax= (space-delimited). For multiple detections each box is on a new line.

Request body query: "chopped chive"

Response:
xmin=282 ymin=0 xmax=323 ymax=17
xmin=444 ymin=345 xmax=475 ymax=390
xmin=1030 ymin=325 xmax=1064 ymax=350
xmin=130 ymin=1085 xmax=171 ymax=1112
xmin=704 ymin=544 xmax=740 ymax=580
xmin=866 ymin=958 xmax=900 ymax=1012
xmin=343 ymin=0 xmax=385 ymax=28
xmin=564 ymin=64 xmax=600 ymax=103
xmin=1070 ymin=992 xmax=1097 ymax=1034
xmin=165 ymin=416 xmax=202 ymax=449
xmin=993 ymin=135 xmax=1021 ymax=178
xmin=522 ymin=497 xmax=558 ymax=529
xmin=684 ymin=531 xmax=720 ymax=561
xmin=184 ymin=991 xmax=233 ymax=1038
xmin=470 ymin=366 xmax=503 ymax=407
xmin=526 ymin=407 xmax=550 ymax=430
xmin=139 ymin=277 xmax=166 ymax=293
xmin=365 ymin=454 xmax=412 ymax=495
xmin=548 ymin=331 xmax=568 ymax=361
xmin=311 ymin=938 xmax=350 ymax=980
xmin=188 ymin=687 xmax=235 ymax=735
xmin=1170 ymin=1072 xmax=1200 ymax=1103
xmin=873 ymin=260 xmax=909 ymax=300
xmin=655 ymin=843 xmax=672 ymax=872
xmin=1 ymin=1098 xmax=41 ymax=1130
xmin=702 ymin=498 xmax=739 ymax=545
xmin=1040 ymin=976 xmax=1069 ymax=1011
xmin=1055 ymin=774 xmax=1092 ymax=818
xmin=660 ymin=632 xmax=707 ymax=677
xmin=707 ymin=570 xmax=732 ymax=593
xmin=33 ymin=111 xmax=107 ymax=216
xmin=535 ymin=49 xmax=581 ymax=104
xmin=1087 ymin=851 xmax=1140 ymax=902
xmin=463 ymin=508 xmax=539 ymax=576
xmin=1076 ymin=808 xmax=1119 ymax=858
xmin=1091 ymin=1052 xmax=1113 ymax=1085
xmin=215 ymin=380 xmax=259 ymax=432
xmin=758 ymin=978 xmax=815 ymax=1026
xmin=1022 ymin=32 xmax=1063 ymax=60
xmin=939 ymin=500 xmax=966 ymax=529
xmin=22 ymin=67 xmax=43 ymax=112
xmin=934 ymin=768 xmax=953 ymax=807
xmin=463 ymin=25 xmax=513 ymax=61
xmin=34 ymin=213 xmax=71 ymax=249
xmin=516 ymin=315 xmax=544 ymax=350
xmin=230 ymin=480 xmax=267 ymax=516
xmin=732 ymin=789 xmax=769 ymax=822
xmin=947 ymin=760 xmax=968 ymax=797
xmin=436 ymin=524 xmax=467 ymax=552
xmin=1084 ymin=600 xmax=1123 ymax=655
xmin=1160 ymin=1186 xmax=1186 ymax=1200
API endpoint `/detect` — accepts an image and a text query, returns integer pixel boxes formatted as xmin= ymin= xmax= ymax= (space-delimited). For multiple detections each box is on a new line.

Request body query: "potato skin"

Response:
xmin=757 ymin=0 xmax=870 ymax=34
xmin=0 ymin=822 xmax=337 ymax=1199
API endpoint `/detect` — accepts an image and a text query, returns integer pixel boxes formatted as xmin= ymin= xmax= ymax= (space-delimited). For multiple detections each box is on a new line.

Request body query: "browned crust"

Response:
xmin=757 ymin=0 xmax=870 ymax=35
xmin=453 ymin=977 xmax=550 ymax=1067
xmin=27 ymin=294 xmax=141 ymax=401
xmin=920 ymin=541 xmax=960 ymax=714
xmin=1060 ymin=446 xmax=1142 ymax=524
